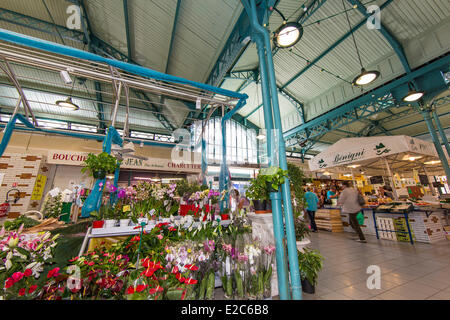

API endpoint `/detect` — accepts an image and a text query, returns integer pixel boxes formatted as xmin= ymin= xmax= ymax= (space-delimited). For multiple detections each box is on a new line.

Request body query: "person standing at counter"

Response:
xmin=327 ymin=186 xmax=338 ymax=200
xmin=304 ymin=188 xmax=319 ymax=232
xmin=338 ymin=181 xmax=366 ymax=243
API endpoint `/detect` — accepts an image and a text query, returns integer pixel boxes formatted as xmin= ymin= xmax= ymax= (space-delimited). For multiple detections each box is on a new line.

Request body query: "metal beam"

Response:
xmin=165 ymin=0 xmax=181 ymax=74
xmin=284 ymin=53 xmax=450 ymax=144
xmin=123 ymin=0 xmax=132 ymax=59
xmin=0 ymin=6 xmax=179 ymax=131
xmin=280 ymin=0 xmax=394 ymax=90
xmin=347 ymin=0 xmax=411 ymax=73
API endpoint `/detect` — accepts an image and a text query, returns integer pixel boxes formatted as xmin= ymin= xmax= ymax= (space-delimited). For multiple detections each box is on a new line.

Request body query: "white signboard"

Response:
xmin=309 ymin=136 xmax=439 ymax=171
xmin=47 ymin=150 xmax=201 ymax=173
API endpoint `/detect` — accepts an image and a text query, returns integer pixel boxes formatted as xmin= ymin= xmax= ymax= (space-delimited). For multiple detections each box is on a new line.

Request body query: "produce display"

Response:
xmin=3 ymin=216 xmax=40 ymax=231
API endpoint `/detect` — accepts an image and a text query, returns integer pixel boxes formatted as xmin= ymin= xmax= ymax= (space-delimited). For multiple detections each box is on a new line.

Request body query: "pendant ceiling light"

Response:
xmin=342 ymin=0 xmax=380 ymax=86
xmin=271 ymin=7 xmax=303 ymax=48
xmin=402 ymin=82 xmax=425 ymax=102
xmin=56 ymin=97 xmax=80 ymax=110
xmin=56 ymin=72 xmax=79 ymax=110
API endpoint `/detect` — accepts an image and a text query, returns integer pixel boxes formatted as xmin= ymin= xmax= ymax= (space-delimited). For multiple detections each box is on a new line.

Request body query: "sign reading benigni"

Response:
xmin=332 ymin=149 xmax=365 ymax=165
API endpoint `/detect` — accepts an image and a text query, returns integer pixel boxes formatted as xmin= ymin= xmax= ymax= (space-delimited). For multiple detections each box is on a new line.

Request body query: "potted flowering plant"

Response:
xmin=298 ymin=248 xmax=324 ymax=294
xmin=245 ymin=174 xmax=269 ymax=213
xmin=81 ymin=152 xmax=121 ymax=179
xmin=90 ymin=210 xmax=104 ymax=228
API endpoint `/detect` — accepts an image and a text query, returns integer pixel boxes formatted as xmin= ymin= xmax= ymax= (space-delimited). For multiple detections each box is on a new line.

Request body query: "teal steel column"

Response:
xmin=201 ymin=137 xmax=207 ymax=185
xmin=431 ymin=109 xmax=450 ymax=157
xmin=254 ymin=35 xmax=290 ymax=300
xmin=421 ymin=110 xmax=450 ymax=180
xmin=248 ymin=0 xmax=302 ymax=300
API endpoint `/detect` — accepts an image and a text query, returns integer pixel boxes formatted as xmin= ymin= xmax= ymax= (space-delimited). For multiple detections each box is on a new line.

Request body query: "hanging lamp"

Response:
xmin=56 ymin=72 xmax=80 ymax=110
xmin=272 ymin=7 xmax=303 ymax=48
xmin=342 ymin=0 xmax=380 ymax=86
xmin=402 ymin=82 xmax=425 ymax=102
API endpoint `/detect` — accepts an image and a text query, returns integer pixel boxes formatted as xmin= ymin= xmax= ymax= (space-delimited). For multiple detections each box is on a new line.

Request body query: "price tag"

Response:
xmin=123 ymin=205 xmax=131 ymax=212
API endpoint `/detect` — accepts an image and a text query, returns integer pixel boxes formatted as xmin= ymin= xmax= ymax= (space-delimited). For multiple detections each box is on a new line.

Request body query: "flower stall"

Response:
xmin=0 ymin=177 xmax=282 ymax=300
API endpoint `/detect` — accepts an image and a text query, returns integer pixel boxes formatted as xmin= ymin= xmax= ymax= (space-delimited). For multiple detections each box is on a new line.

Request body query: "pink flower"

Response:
xmin=156 ymin=234 xmax=163 ymax=240
xmin=11 ymin=272 xmax=24 ymax=283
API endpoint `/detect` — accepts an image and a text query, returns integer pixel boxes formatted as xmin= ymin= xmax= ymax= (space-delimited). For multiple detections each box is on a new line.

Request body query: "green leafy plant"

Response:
xmin=259 ymin=166 xmax=288 ymax=192
xmin=81 ymin=152 xmax=120 ymax=177
xmin=287 ymin=162 xmax=309 ymax=209
xmin=101 ymin=205 xmax=117 ymax=220
xmin=3 ymin=216 xmax=40 ymax=231
xmin=294 ymin=217 xmax=311 ymax=241
xmin=245 ymin=175 xmax=269 ymax=200
xmin=298 ymin=248 xmax=324 ymax=286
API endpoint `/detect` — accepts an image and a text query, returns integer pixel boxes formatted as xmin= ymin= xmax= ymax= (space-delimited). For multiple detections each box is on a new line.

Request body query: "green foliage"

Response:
xmin=260 ymin=166 xmax=288 ymax=192
xmin=101 ymin=205 xmax=117 ymax=220
xmin=246 ymin=166 xmax=288 ymax=200
xmin=298 ymin=248 xmax=324 ymax=286
xmin=287 ymin=162 xmax=309 ymax=208
xmin=175 ymin=179 xmax=201 ymax=198
xmin=245 ymin=174 xmax=269 ymax=200
xmin=81 ymin=152 xmax=120 ymax=177
xmin=294 ymin=217 xmax=311 ymax=241
xmin=3 ymin=216 xmax=40 ymax=231
xmin=42 ymin=193 xmax=63 ymax=219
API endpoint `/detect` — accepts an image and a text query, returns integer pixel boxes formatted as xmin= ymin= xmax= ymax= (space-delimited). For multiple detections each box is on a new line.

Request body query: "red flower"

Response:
xmin=141 ymin=258 xmax=162 ymax=270
xmin=24 ymin=269 xmax=32 ymax=277
xmin=131 ymin=235 xmax=140 ymax=242
xmin=68 ymin=256 xmax=79 ymax=262
xmin=171 ymin=266 xmax=179 ymax=274
xmin=28 ymin=285 xmax=38 ymax=294
xmin=168 ymin=226 xmax=177 ymax=232
xmin=141 ymin=267 xmax=157 ymax=278
xmin=175 ymin=272 xmax=185 ymax=283
xmin=185 ymin=264 xmax=199 ymax=271
xmin=18 ymin=288 xmax=26 ymax=296
xmin=4 ymin=278 xmax=14 ymax=289
xmin=184 ymin=278 xmax=198 ymax=285
xmin=88 ymin=261 xmax=95 ymax=266
xmin=47 ymin=267 xmax=60 ymax=279
xmin=127 ymin=284 xmax=148 ymax=294
xmin=149 ymin=286 xmax=164 ymax=295
xmin=11 ymin=272 xmax=24 ymax=283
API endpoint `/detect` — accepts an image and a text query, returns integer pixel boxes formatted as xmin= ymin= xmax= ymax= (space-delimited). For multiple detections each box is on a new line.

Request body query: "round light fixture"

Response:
xmin=402 ymin=90 xmax=425 ymax=102
xmin=352 ymin=68 xmax=380 ymax=86
xmin=424 ymin=160 xmax=441 ymax=165
xmin=256 ymin=134 xmax=266 ymax=140
xmin=273 ymin=22 xmax=303 ymax=48
xmin=56 ymin=97 xmax=79 ymax=111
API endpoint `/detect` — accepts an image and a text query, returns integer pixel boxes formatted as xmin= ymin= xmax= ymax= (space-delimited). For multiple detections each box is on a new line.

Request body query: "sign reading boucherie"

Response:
xmin=47 ymin=150 xmax=201 ymax=173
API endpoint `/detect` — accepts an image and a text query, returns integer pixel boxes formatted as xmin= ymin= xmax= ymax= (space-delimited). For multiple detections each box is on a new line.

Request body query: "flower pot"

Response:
xmin=92 ymin=220 xmax=104 ymax=229
xmin=265 ymin=200 xmax=272 ymax=213
xmin=301 ymin=278 xmax=315 ymax=294
xmin=221 ymin=214 xmax=229 ymax=220
xmin=253 ymin=200 xmax=266 ymax=214
xmin=93 ymin=170 xmax=106 ymax=180
xmin=120 ymin=219 xmax=131 ymax=227
xmin=104 ymin=219 xmax=117 ymax=228
xmin=296 ymin=238 xmax=311 ymax=253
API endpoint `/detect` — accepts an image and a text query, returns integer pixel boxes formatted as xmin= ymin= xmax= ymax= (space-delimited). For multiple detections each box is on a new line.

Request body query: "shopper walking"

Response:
xmin=338 ymin=181 xmax=366 ymax=243
xmin=304 ymin=187 xmax=319 ymax=232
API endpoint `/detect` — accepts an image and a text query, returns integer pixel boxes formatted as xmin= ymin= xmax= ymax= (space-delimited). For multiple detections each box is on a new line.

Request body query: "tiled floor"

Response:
xmin=302 ymin=231 xmax=450 ymax=300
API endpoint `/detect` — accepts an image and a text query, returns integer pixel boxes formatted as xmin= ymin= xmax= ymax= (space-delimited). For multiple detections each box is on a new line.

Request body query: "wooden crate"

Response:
xmin=316 ymin=208 xmax=344 ymax=232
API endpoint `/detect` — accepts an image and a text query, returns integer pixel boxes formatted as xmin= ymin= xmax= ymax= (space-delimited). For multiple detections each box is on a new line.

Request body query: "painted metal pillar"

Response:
xmin=248 ymin=0 xmax=302 ymax=300
xmin=421 ymin=110 xmax=450 ymax=180
xmin=254 ymin=35 xmax=290 ymax=300
xmin=431 ymin=109 xmax=450 ymax=157
xmin=201 ymin=136 xmax=207 ymax=185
